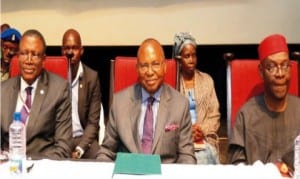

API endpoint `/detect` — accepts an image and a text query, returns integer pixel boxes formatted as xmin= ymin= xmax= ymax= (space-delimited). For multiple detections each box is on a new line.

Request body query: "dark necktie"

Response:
xmin=21 ymin=86 xmax=33 ymax=124
xmin=142 ymin=96 xmax=155 ymax=154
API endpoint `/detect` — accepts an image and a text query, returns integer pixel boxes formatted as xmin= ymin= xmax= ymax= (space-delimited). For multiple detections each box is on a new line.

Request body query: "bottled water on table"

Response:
xmin=295 ymin=134 xmax=300 ymax=179
xmin=9 ymin=112 xmax=26 ymax=175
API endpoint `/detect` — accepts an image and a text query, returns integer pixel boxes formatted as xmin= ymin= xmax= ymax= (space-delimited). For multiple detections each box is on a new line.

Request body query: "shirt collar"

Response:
xmin=72 ymin=61 xmax=83 ymax=87
xmin=20 ymin=76 xmax=39 ymax=92
xmin=141 ymin=85 xmax=163 ymax=103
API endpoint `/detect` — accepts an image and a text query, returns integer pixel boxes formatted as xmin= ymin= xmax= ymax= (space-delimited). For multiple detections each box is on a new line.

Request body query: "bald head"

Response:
xmin=61 ymin=28 xmax=84 ymax=66
xmin=62 ymin=29 xmax=82 ymax=46
xmin=137 ymin=38 xmax=165 ymax=62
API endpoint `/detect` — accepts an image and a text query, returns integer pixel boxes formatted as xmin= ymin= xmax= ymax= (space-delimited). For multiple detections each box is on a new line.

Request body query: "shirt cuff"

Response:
xmin=75 ymin=146 xmax=85 ymax=158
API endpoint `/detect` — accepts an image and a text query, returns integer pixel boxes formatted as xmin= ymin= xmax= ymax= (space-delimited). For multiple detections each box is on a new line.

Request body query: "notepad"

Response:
xmin=113 ymin=152 xmax=162 ymax=175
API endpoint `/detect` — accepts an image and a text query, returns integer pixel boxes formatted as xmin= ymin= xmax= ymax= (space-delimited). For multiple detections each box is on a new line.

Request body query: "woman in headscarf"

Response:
xmin=173 ymin=32 xmax=220 ymax=164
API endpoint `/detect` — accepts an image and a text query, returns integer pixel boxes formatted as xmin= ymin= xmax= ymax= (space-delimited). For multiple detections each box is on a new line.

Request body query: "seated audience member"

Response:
xmin=173 ymin=32 xmax=220 ymax=164
xmin=1 ymin=28 xmax=21 ymax=81
xmin=61 ymin=29 xmax=101 ymax=159
xmin=96 ymin=38 xmax=196 ymax=164
xmin=1 ymin=29 xmax=73 ymax=159
xmin=228 ymin=34 xmax=300 ymax=174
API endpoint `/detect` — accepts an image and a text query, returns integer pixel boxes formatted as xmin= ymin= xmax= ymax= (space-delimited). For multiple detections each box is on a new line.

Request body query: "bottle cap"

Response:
xmin=13 ymin=112 xmax=21 ymax=121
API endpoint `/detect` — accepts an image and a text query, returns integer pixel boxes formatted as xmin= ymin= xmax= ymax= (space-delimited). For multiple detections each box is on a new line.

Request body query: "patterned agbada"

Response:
xmin=179 ymin=69 xmax=220 ymax=148
xmin=228 ymin=94 xmax=300 ymax=167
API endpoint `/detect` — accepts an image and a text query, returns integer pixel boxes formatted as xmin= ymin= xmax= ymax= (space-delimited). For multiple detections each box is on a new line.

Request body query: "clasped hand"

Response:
xmin=192 ymin=124 xmax=204 ymax=143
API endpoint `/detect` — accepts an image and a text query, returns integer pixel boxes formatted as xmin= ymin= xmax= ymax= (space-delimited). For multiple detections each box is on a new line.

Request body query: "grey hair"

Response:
xmin=173 ymin=32 xmax=197 ymax=60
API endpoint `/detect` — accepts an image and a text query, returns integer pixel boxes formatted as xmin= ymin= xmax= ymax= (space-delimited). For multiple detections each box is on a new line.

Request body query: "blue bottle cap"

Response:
xmin=13 ymin=112 xmax=21 ymax=121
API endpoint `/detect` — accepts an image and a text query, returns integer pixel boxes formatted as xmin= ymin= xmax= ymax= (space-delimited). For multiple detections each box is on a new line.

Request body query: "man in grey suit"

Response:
xmin=97 ymin=38 xmax=196 ymax=164
xmin=61 ymin=29 xmax=101 ymax=159
xmin=1 ymin=29 xmax=72 ymax=159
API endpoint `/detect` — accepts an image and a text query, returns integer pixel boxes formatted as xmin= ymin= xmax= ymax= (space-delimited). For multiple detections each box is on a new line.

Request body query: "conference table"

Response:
xmin=0 ymin=159 xmax=284 ymax=179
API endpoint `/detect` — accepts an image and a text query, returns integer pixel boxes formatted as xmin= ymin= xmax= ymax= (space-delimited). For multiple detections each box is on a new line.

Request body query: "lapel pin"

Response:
xmin=40 ymin=90 xmax=44 ymax=95
xmin=80 ymin=84 xmax=83 ymax=88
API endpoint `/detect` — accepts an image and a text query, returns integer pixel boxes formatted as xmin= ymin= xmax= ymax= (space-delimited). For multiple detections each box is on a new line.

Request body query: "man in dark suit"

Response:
xmin=61 ymin=29 xmax=101 ymax=159
xmin=97 ymin=38 xmax=196 ymax=164
xmin=1 ymin=29 xmax=72 ymax=159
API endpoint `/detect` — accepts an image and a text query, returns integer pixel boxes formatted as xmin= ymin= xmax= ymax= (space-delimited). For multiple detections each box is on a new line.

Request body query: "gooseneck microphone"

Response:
xmin=66 ymin=52 xmax=74 ymax=97
xmin=66 ymin=53 xmax=74 ymax=60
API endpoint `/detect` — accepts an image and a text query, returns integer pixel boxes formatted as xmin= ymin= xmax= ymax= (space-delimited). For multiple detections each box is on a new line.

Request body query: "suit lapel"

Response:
xmin=152 ymin=85 xmax=171 ymax=152
xmin=26 ymin=71 xmax=48 ymax=139
xmin=130 ymin=85 xmax=142 ymax=152
xmin=8 ymin=79 xmax=20 ymax=124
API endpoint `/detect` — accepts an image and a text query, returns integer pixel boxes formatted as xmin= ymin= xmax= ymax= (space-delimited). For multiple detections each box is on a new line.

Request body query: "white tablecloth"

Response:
xmin=0 ymin=159 xmax=282 ymax=179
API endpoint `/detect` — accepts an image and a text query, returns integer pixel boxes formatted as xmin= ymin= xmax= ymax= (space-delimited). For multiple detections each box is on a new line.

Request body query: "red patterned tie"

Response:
xmin=21 ymin=87 xmax=32 ymax=124
xmin=142 ymin=97 xmax=155 ymax=154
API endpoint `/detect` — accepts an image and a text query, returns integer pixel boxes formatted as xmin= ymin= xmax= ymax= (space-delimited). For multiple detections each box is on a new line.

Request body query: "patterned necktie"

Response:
xmin=21 ymin=86 xmax=33 ymax=124
xmin=142 ymin=96 xmax=155 ymax=154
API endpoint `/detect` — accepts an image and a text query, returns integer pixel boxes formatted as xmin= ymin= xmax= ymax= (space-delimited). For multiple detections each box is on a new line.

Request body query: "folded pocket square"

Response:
xmin=165 ymin=124 xmax=179 ymax=132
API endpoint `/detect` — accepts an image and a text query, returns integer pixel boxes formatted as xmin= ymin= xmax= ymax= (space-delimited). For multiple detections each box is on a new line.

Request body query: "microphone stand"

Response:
xmin=66 ymin=53 xmax=74 ymax=98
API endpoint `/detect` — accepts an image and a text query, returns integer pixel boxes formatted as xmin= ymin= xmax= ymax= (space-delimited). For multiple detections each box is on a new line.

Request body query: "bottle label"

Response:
xmin=9 ymin=158 xmax=23 ymax=174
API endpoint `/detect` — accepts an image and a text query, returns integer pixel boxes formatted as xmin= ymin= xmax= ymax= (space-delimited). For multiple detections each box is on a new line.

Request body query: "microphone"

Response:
xmin=66 ymin=52 xmax=74 ymax=60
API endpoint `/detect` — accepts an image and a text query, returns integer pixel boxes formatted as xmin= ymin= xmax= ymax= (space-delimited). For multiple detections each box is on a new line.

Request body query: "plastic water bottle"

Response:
xmin=295 ymin=134 xmax=300 ymax=179
xmin=9 ymin=112 xmax=26 ymax=175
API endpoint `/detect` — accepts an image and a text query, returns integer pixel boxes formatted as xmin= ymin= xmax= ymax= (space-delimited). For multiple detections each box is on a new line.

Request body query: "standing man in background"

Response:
xmin=61 ymin=29 xmax=101 ymax=159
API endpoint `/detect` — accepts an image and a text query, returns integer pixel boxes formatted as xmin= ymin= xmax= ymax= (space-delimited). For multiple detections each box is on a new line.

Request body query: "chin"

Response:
xmin=144 ymin=86 xmax=158 ymax=95
xmin=272 ymin=91 xmax=288 ymax=100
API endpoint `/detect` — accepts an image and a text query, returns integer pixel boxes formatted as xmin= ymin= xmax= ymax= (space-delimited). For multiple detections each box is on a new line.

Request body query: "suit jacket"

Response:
xmin=1 ymin=70 xmax=72 ymax=159
xmin=76 ymin=64 xmax=101 ymax=152
xmin=97 ymin=84 xmax=196 ymax=164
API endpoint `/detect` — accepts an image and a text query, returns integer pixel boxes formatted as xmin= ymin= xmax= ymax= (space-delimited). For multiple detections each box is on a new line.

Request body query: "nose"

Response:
xmin=145 ymin=65 xmax=155 ymax=75
xmin=274 ymin=66 xmax=284 ymax=77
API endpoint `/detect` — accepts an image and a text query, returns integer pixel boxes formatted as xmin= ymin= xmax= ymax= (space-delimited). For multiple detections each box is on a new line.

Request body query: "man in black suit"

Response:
xmin=61 ymin=29 xmax=101 ymax=159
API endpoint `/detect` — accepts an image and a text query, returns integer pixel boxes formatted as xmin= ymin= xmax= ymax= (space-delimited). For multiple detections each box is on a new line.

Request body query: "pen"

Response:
xmin=26 ymin=163 xmax=34 ymax=173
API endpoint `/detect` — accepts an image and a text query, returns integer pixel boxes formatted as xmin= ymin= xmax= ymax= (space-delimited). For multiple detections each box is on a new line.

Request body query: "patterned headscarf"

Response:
xmin=173 ymin=32 xmax=197 ymax=59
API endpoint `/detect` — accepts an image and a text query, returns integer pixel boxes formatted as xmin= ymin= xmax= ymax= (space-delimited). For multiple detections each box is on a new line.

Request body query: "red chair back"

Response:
xmin=227 ymin=59 xmax=298 ymax=134
xmin=9 ymin=55 xmax=68 ymax=80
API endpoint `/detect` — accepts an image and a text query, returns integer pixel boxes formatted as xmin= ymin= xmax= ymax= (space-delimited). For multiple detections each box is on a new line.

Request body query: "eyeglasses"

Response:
xmin=18 ymin=51 xmax=43 ymax=61
xmin=138 ymin=61 xmax=163 ymax=73
xmin=264 ymin=61 xmax=290 ymax=75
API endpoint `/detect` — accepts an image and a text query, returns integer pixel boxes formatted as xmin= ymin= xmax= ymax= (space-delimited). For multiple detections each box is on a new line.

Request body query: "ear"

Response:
xmin=80 ymin=46 xmax=84 ymax=56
